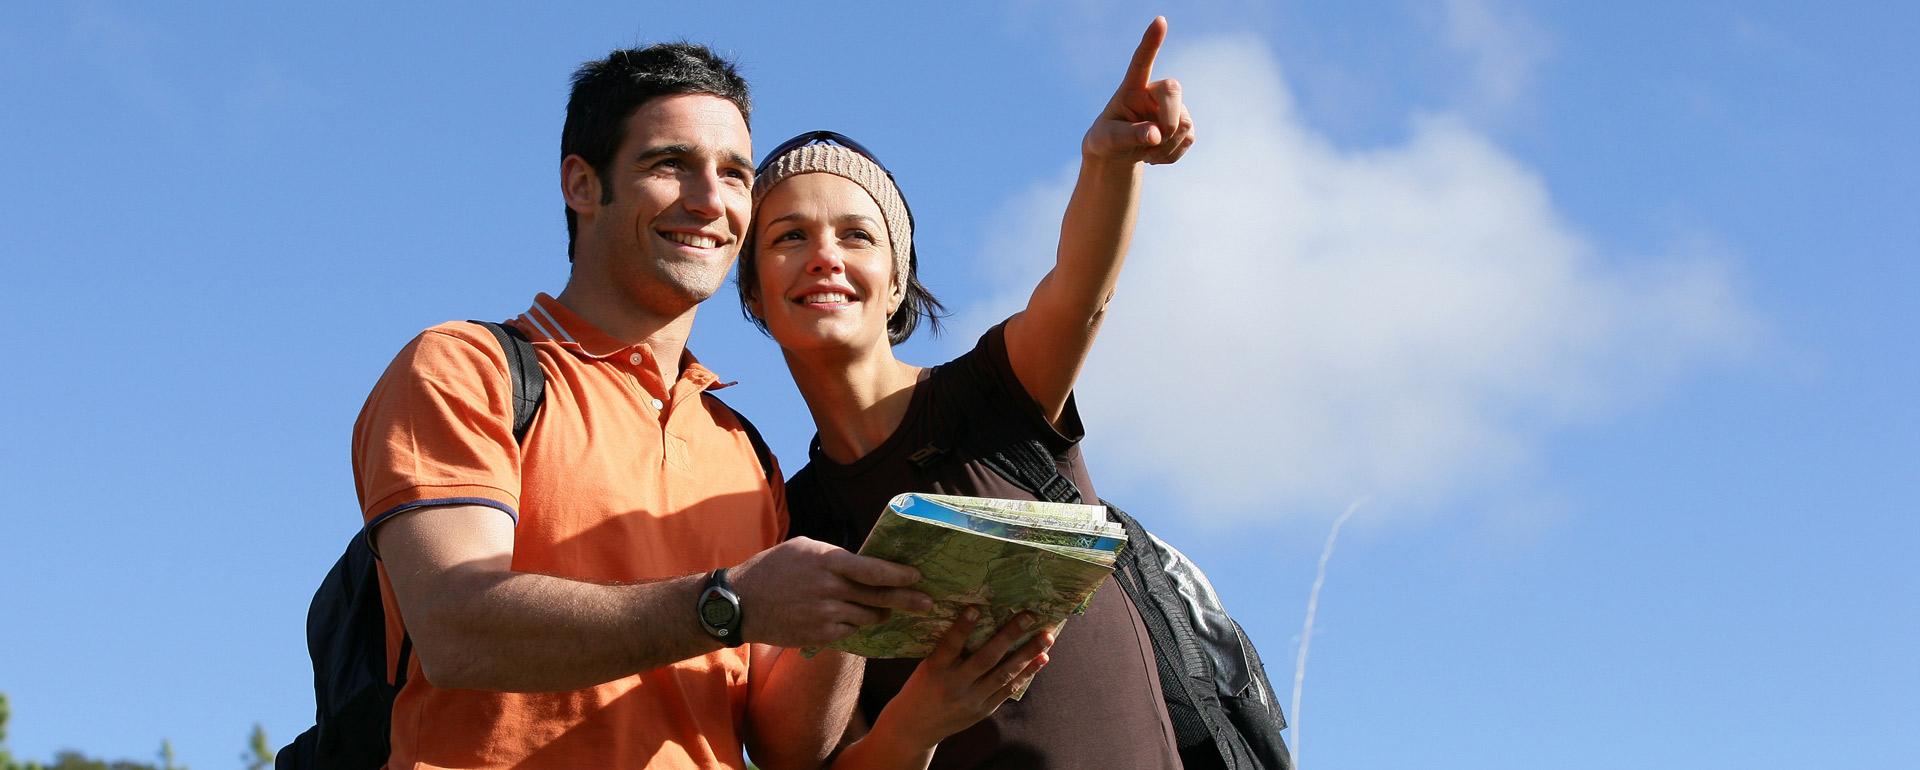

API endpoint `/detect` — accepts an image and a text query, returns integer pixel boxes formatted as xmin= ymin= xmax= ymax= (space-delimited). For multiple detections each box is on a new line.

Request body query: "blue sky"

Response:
xmin=2 ymin=2 xmax=1915 ymax=768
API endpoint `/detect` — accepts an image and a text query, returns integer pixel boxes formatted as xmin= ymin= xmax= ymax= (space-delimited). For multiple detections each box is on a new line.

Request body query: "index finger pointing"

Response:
xmin=1120 ymin=16 xmax=1169 ymax=91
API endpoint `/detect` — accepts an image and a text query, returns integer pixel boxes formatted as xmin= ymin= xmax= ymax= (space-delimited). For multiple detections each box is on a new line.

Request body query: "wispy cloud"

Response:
xmin=1291 ymin=497 xmax=1366 ymax=769
xmin=957 ymin=36 xmax=1755 ymax=522
xmin=1440 ymin=0 xmax=1553 ymax=119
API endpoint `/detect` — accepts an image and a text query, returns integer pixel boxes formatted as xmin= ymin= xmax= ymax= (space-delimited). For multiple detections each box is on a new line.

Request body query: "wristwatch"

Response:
xmin=697 ymin=568 xmax=745 ymax=647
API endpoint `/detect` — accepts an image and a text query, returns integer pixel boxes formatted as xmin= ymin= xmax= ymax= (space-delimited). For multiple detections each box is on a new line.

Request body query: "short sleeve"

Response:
xmin=352 ymin=323 xmax=523 ymax=535
xmin=947 ymin=321 xmax=1088 ymax=453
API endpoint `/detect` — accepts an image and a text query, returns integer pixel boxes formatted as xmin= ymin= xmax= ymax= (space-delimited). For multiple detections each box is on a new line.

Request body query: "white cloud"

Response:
xmin=957 ymin=36 xmax=1754 ymax=522
xmin=1441 ymin=0 xmax=1553 ymax=118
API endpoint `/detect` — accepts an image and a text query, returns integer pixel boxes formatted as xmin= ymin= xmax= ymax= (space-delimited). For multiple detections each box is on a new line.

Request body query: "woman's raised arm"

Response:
xmin=1003 ymin=16 xmax=1195 ymax=424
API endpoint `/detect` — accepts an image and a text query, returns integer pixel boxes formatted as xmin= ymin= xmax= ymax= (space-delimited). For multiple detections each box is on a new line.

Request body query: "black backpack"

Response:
xmin=279 ymin=320 xmax=773 ymax=769
xmin=923 ymin=381 xmax=1294 ymax=770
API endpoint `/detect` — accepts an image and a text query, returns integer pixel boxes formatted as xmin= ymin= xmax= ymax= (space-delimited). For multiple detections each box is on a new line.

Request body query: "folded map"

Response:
xmin=828 ymin=493 xmax=1126 ymax=665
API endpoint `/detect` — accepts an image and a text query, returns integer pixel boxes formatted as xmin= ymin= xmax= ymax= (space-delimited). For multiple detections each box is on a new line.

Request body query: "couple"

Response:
xmin=353 ymin=18 xmax=1194 ymax=770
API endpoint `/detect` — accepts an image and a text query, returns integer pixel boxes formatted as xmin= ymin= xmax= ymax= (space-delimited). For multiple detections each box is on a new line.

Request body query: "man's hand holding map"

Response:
xmin=827 ymin=493 xmax=1127 ymax=669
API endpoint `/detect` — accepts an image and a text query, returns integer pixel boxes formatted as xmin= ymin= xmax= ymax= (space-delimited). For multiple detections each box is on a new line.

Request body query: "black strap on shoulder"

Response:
xmin=979 ymin=438 xmax=1085 ymax=504
xmin=375 ymin=321 xmax=542 ymax=692
xmin=704 ymin=393 xmax=775 ymax=483
xmin=469 ymin=320 xmax=545 ymax=444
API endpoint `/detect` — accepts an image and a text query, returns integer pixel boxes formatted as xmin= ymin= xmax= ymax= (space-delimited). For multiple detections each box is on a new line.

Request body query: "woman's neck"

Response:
xmin=783 ymin=344 xmax=924 ymax=466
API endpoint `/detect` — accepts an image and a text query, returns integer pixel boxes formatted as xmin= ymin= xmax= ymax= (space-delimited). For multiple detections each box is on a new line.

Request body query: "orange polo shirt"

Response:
xmin=352 ymin=293 xmax=786 ymax=770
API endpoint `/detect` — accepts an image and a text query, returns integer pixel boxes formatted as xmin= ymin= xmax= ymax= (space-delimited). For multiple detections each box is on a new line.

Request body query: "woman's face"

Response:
xmin=751 ymin=173 xmax=900 ymax=355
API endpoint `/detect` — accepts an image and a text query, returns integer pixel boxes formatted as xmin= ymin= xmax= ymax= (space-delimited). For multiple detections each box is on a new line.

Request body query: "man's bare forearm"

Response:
xmin=377 ymin=505 xmax=928 ymax=694
xmin=400 ymin=566 xmax=718 ymax=692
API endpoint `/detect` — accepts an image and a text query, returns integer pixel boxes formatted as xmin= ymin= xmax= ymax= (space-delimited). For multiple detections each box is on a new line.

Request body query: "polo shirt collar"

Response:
xmin=520 ymin=293 xmax=626 ymax=356
xmin=517 ymin=293 xmax=730 ymax=391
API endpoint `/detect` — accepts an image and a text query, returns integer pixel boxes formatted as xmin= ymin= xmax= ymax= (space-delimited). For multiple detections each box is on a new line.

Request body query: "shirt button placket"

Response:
xmin=623 ymin=351 xmax=665 ymax=418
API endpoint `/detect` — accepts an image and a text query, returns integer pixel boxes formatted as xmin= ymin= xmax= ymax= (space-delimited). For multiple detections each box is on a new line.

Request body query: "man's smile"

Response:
xmin=658 ymin=229 xmax=728 ymax=249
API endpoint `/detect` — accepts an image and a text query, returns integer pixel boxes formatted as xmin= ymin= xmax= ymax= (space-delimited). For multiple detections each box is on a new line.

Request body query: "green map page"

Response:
xmin=828 ymin=493 xmax=1123 ymax=660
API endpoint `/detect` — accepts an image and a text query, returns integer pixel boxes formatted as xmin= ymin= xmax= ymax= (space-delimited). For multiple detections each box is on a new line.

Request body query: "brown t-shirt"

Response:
xmin=787 ymin=323 xmax=1182 ymax=770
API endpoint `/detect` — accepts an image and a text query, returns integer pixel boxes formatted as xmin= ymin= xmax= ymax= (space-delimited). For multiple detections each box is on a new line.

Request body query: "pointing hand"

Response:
xmin=1083 ymin=16 xmax=1195 ymax=165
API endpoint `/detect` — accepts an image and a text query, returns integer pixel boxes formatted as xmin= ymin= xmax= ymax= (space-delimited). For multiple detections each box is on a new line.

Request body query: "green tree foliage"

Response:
xmin=1 ymin=690 xmax=131 ymax=770
xmin=2 ymin=691 xmax=14 ymax=769
xmin=0 ymin=692 xmax=243 ymax=770
xmin=240 ymin=726 xmax=271 ymax=770
xmin=41 ymin=750 xmax=158 ymax=770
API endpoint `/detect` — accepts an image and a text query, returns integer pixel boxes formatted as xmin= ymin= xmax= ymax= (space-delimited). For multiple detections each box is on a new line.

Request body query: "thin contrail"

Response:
xmin=1290 ymin=496 xmax=1367 ymax=770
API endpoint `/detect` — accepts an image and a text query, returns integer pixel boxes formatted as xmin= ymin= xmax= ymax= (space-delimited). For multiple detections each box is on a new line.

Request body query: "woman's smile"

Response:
xmin=754 ymin=172 xmax=900 ymax=350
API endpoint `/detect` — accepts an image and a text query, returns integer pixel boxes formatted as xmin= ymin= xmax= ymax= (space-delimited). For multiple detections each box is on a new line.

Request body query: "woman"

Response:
xmin=739 ymin=18 xmax=1195 ymax=770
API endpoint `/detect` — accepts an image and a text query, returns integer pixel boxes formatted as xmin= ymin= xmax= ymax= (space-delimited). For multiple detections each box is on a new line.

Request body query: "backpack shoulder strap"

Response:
xmin=468 ymin=320 xmax=544 ymax=444
xmin=703 ymin=393 xmax=775 ymax=483
xmin=978 ymin=438 xmax=1084 ymax=504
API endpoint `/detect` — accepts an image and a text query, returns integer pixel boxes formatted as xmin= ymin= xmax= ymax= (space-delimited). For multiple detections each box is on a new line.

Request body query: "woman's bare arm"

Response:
xmin=1004 ymin=16 xmax=1195 ymax=423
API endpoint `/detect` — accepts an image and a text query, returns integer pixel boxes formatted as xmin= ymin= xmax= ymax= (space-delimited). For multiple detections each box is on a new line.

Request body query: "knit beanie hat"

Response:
xmin=753 ymin=142 xmax=913 ymax=306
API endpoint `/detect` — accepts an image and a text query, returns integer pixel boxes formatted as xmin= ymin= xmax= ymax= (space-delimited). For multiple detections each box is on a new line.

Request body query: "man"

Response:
xmin=352 ymin=43 xmax=930 ymax=769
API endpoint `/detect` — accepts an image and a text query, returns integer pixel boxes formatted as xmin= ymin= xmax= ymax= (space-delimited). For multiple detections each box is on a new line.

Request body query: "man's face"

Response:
xmin=574 ymin=93 xmax=753 ymax=316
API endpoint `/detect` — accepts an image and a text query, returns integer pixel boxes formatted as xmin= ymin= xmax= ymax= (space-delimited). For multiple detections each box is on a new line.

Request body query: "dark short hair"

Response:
xmin=562 ymin=43 xmax=751 ymax=261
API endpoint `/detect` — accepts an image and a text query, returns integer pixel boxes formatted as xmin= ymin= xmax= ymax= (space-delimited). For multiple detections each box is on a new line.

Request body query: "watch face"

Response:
xmin=698 ymin=571 xmax=742 ymax=645
xmin=701 ymin=590 xmax=737 ymax=629
xmin=706 ymin=595 xmax=733 ymax=625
